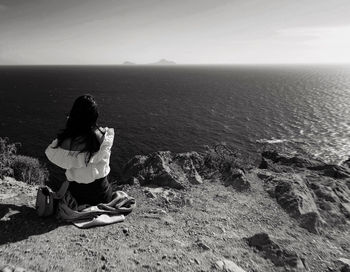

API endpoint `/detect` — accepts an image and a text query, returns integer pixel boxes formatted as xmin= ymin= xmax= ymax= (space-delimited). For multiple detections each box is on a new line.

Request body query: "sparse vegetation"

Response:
xmin=0 ymin=137 xmax=17 ymax=179
xmin=12 ymin=155 xmax=49 ymax=185
xmin=0 ymin=137 xmax=48 ymax=185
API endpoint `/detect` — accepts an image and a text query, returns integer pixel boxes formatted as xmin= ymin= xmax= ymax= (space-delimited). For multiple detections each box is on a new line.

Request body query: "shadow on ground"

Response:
xmin=0 ymin=203 xmax=62 ymax=245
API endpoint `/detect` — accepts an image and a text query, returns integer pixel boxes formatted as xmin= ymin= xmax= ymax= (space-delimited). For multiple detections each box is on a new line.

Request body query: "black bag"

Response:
xmin=35 ymin=181 xmax=69 ymax=217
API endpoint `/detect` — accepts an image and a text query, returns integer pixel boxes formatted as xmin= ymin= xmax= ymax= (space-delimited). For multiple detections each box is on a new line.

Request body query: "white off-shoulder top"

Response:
xmin=45 ymin=127 xmax=114 ymax=184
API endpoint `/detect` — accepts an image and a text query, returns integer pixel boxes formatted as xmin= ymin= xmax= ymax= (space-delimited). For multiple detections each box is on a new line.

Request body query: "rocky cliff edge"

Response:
xmin=1 ymin=149 xmax=350 ymax=272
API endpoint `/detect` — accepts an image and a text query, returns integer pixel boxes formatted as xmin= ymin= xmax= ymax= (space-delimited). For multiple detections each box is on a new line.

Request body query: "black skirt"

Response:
xmin=68 ymin=176 xmax=113 ymax=206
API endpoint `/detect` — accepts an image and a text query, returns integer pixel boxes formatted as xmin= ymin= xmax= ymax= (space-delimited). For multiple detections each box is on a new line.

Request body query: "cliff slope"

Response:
xmin=1 ymin=150 xmax=349 ymax=272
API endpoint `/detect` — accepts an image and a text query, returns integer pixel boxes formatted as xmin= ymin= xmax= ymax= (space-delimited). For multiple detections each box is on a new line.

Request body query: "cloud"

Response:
xmin=277 ymin=25 xmax=350 ymax=46
xmin=275 ymin=25 xmax=350 ymax=63
xmin=0 ymin=4 xmax=7 ymax=11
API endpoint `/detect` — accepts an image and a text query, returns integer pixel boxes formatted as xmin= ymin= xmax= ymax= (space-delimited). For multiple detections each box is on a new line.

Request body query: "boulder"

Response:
xmin=259 ymin=157 xmax=269 ymax=169
xmin=214 ymin=259 xmax=246 ymax=272
xmin=259 ymin=160 xmax=350 ymax=232
xmin=261 ymin=150 xmax=323 ymax=169
xmin=299 ymin=212 xmax=321 ymax=234
xmin=307 ymin=175 xmax=350 ymax=226
xmin=256 ymin=169 xmax=275 ymax=181
xmin=341 ymin=157 xmax=350 ymax=169
xmin=308 ymin=164 xmax=350 ymax=179
xmin=174 ymin=152 xmax=203 ymax=185
xmin=223 ymin=168 xmax=250 ymax=191
xmin=265 ymin=174 xmax=321 ymax=233
xmin=121 ymin=151 xmax=203 ymax=189
xmin=261 ymin=150 xmax=350 ymax=179
xmin=337 ymin=258 xmax=350 ymax=272
xmin=121 ymin=155 xmax=148 ymax=182
xmin=340 ymin=203 xmax=350 ymax=218
xmin=246 ymin=233 xmax=307 ymax=270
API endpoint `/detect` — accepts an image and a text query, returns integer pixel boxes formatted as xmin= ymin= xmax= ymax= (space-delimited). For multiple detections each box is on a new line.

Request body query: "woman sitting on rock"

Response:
xmin=45 ymin=94 xmax=114 ymax=205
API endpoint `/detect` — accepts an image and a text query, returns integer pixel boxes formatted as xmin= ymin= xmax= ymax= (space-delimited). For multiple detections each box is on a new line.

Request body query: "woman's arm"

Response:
xmin=95 ymin=127 xmax=106 ymax=144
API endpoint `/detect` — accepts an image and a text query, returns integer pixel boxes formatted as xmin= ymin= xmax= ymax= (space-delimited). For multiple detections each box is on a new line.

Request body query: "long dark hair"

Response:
xmin=55 ymin=94 xmax=101 ymax=163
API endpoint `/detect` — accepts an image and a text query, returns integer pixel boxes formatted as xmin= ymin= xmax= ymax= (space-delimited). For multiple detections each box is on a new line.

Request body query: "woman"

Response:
xmin=45 ymin=94 xmax=114 ymax=206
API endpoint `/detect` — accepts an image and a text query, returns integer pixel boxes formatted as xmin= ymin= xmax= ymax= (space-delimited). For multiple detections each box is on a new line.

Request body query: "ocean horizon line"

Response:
xmin=1 ymin=62 xmax=350 ymax=67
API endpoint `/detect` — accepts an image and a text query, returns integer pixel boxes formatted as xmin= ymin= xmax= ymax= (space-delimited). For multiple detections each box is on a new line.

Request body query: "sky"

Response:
xmin=1 ymin=0 xmax=350 ymax=65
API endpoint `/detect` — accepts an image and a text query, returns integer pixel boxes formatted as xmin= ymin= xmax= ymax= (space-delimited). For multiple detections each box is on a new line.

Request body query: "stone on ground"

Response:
xmin=247 ymin=233 xmax=307 ymax=270
xmin=214 ymin=259 xmax=246 ymax=272
xmin=222 ymin=168 xmax=250 ymax=191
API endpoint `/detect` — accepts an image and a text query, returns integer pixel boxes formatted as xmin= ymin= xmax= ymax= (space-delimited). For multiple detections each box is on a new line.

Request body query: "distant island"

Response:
xmin=122 ymin=61 xmax=136 ymax=65
xmin=122 ymin=59 xmax=176 ymax=65
xmin=151 ymin=59 xmax=176 ymax=65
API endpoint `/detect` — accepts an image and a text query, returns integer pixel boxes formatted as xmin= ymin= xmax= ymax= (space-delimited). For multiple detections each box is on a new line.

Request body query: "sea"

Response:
xmin=1 ymin=65 xmax=350 ymax=179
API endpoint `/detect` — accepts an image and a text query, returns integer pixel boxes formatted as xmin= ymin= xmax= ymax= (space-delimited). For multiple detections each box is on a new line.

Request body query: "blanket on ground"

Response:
xmin=57 ymin=191 xmax=135 ymax=228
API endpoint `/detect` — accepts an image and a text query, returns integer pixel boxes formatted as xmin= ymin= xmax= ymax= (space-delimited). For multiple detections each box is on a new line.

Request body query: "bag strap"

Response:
xmin=53 ymin=180 xmax=70 ymax=199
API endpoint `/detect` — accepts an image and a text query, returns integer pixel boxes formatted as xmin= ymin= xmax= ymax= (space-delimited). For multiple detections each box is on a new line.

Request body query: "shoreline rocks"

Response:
xmin=2 ymin=147 xmax=350 ymax=272
xmin=258 ymin=150 xmax=350 ymax=234
xmin=121 ymin=149 xmax=350 ymax=235
xmin=121 ymin=151 xmax=203 ymax=189
xmin=260 ymin=173 xmax=321 ymax=233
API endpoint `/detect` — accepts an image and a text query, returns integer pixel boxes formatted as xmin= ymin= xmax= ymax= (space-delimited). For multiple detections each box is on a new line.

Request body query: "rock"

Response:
xmin=185 ymin=198 xmax=193 ymax=206
xmin=130 ymin=177 xmax=140 ymax=185
xmin=309 ymin=164 xmax=350 ymax=179
xmin=196 ymin=240 xmax=211 ymax=250
xmin=144 ymin=189 xmax=156 ymax=198
xmin=122 ymin=228 xmax=129 ymax=235
xmin=342 ymin=266 xmax=350 ymax=272
xmin=338 ymin=258 xmax=350 ymax=272
xmin=144 ymin=188 xmax=176 ymax=203
xmin=266 ymin=174 xmax=321 ymax=233
xmin=259 ymin=158 xmax=269 ymax=169
xmin=256 ymin=169 xmax=274 ymax=181
xmin=162 ymin=215 xmax=175 ymax=225
xmin=122 ymin=151 xmax=203 ymax=189
xmin=340 ymin=203 xmax=350 ymax=218
xmin=262 ymin=150 xmax=350 ymax=179
xmin=246 ymin=233 xmax=306 ymax=270
xmin=0 ymin=267 xmax=24 ymax=272
xmin=174 ymin=152 xmax=204 ymax=184
xmin=223 ymin=168 xmax=250 ymax=191
xmin=149 ymin=208 xmax=167 ymax=215
xmin=1 ymin=267 xmax=13 ymax=272
xmin=307 ymin=175 xmax=350 ymax=226
xmin=311 ymin=183 xmax=338 ymax=202
xmin=149 ymin=209 xmax=167 ymax=214
xmin=262 ymin=150 xmax=323 ymax=169
xmin=299 ymin=212 xmax=321 ymax=233
xmin=341 ymin=157 xmax=350 ymax=168
xmin=120 ymin=155 xmax=148 ymax=184
xmin=214 ymin=259 xmax=246 ymax=272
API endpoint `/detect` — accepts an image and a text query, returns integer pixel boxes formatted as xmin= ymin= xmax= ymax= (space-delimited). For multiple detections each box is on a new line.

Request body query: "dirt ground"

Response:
xmin=0 ymin=171 xmax=349 ymax=272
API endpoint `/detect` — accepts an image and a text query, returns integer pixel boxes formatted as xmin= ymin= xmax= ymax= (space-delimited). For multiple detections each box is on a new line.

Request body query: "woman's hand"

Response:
xmin=95 ymin=127 xmax=106 ymax=144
